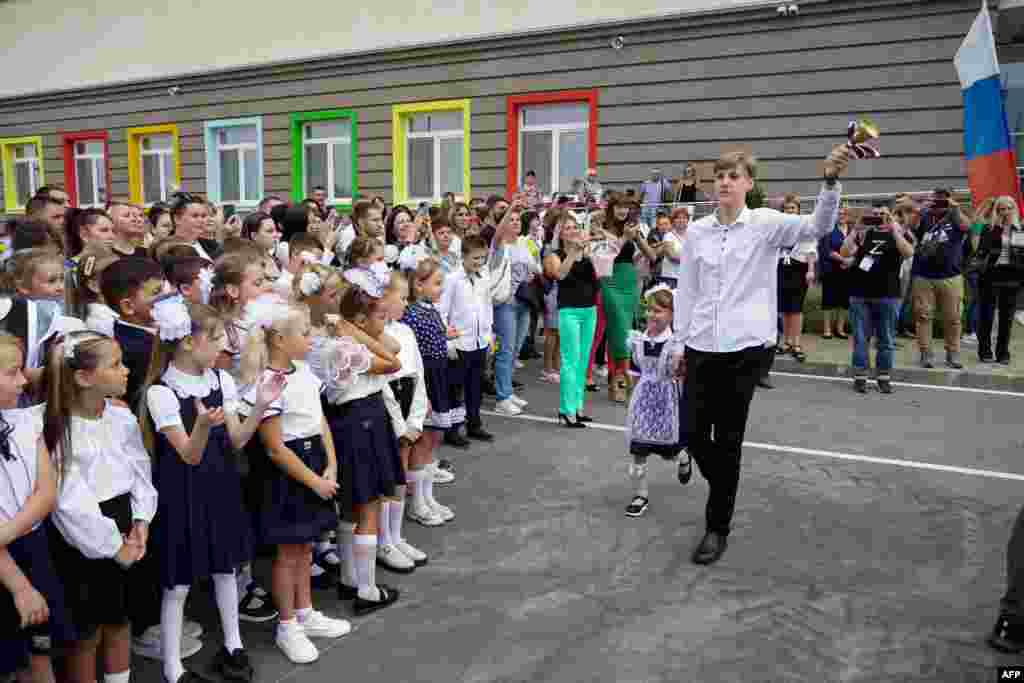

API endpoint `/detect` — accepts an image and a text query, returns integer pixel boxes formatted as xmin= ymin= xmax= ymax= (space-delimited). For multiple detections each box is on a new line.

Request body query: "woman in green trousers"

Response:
xmin=555 ymin=210 xmax=599 ymax=428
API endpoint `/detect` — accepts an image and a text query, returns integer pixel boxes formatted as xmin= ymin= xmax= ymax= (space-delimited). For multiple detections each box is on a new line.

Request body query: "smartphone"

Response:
xmin=222 ymin=204 xmax=237 ymax=221
xmin=862 ymin=215 xmax=883 ymax=226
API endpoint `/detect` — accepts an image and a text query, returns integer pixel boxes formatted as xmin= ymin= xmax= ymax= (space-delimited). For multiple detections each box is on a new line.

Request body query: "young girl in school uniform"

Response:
xmin=41 ymin=331 xmax=158 ymax=683
xmin=623 ymin=285 xmax=692 ymax=518
xmin=238 ymin=301 xmax=351 ymax=665
xmin=0 ymin=332 xmax=70 ymax=683
xmin=140 ymin=296 xmax=287 ymax=683
xmin=316 ymin=269 xmax=404 ymax=616
xmin=401 ymin=259 xmax=463 ymax=527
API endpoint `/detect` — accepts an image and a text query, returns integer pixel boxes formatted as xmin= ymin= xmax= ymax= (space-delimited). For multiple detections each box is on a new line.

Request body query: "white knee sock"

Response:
xmin=408 ymin=468 xmax=426 ymax=509
xmin=353 ymin=534 xmax=379 ymax=602
xmin=378 ymin=500 xmax=393 ymax=546
xmin=391 ymin=487 xmax=407 ymax=542
xmin=104 ymin=671 xmax=131 ymax=683
xmin=628 ymin=462 xmax=649 ymax=498
xmin=161 ymin=585 xmax=191 ymax=683
xmin=212 ymin=573 xmax=244 ymax=652
xmin=424 ymin=472 xmax=437 ymax=507
xmin=338 ymin=521 xmax=357 ymax=587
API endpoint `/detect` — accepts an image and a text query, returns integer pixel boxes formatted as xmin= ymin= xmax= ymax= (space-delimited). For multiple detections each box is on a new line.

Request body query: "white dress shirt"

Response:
xmin=85 ymin=303 xmax=119 ymax=337
xmin=673 ymin=184 xmax=840 ymax=353
xmin=239 ymin=362 xmax=324 ymax=442
xmin=383 ymin=321 xmax=428 ymax=435
xmin=660 ymin=230 xmax=685 ymax=281
xmin=439 ymin=253 xmax=512 ymax=353
xmin=0 ymin=408 xmax=43 ymax=530
xmin=48 ymin=402 xmax=158 ymax=560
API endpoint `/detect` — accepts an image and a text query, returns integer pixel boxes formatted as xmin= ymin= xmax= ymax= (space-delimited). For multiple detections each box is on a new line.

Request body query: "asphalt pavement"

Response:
xmin=134 ymin=363 xmax=1024 ymax=683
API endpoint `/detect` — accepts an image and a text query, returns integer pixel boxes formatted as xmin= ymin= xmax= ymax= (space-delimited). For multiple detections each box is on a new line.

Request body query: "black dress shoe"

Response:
xmin=512 ymin=379 xmax=524 ymax=389
xmin=585 ymin=383 xmax=598 ymax=392
xmin=444 ymin=430 xmax=471 ymax=449
xmin=575 ymin=413 xmax=594 ymax=423
xmin=337 ymin=583 xmax=358 ymax=601
xmin=989 ymin=614 xmax=1024 ymax=653
xmin=691 ymin=531 xmax=728 ymax=565
xmin=466 ymin=426 xmax=494 ymax=441
xmin=353 ymin=585 xmax=400 ymax=616
xmin=213 ymin=647 xmax=254 ymax=682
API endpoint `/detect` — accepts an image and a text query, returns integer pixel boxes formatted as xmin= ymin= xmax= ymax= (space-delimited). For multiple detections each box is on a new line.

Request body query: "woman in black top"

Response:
xmin=975 ymin=196 xmax=1024 ymax=363
xmin=555 ymin=210 xmax=598 ymax=427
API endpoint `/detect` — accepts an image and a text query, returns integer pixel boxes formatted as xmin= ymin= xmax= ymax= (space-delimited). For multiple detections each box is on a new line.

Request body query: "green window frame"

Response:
xmin=290 ymin=109 xmax=358 ymax=208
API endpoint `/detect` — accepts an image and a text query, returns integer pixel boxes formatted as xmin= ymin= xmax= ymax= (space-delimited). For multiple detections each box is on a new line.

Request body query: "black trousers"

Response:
xmin=1002 ymin=503 xmax=1024 ymax=618
xmin=458 ymin=348 xmax=487 ymax=427
xmin=683 ymin=345 xmax=767 ymax=536
xmin=978 ymin=276 xmax=1022 ymax=359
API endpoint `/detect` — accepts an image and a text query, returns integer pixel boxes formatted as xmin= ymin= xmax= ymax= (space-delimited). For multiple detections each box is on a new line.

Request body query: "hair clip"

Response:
xmin=81 ymin=256 xmax=97 ymax=278
xmin=151 ymin=294 xmax=193 ymax=342
xmin=644 ymin=283 xmax=673 ymax=299
xmin=197 ymin=266 xmax=214 ymax=305
xmin=299 ymin=271 xmax=323 ymax=297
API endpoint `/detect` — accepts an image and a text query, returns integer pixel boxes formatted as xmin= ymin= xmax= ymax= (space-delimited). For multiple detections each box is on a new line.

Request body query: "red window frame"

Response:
xmin=61 ymin=131 xmax=112 ymax=207
xmin=505 ymin=89 xmax=598 ymax=197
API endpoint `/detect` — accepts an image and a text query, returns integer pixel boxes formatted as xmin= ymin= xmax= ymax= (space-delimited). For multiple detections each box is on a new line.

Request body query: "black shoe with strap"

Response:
xmin=624 ymin=496 xmax=649 ymax=517
xmin=558 ymin=413 xmax=586 ymax=429
xmin=853 ymin=378 xmax=867 ymax=394
xmin=214 ymin=647 xmax=254 ymax=683
xmin=466 ymin=425 xmax=494 ymax=441
xmin=444 ymin=430 xmax=471 ymax=449
xmin=691 ymin=531 xmax=728 ymax=565
xmin=575 ymin=413 xmax=594 ymax=423
xmin=353 ymin=584 xmax=400 ymax=616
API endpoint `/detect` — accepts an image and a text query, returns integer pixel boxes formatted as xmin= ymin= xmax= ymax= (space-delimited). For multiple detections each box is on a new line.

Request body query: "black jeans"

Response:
xmin=683 ymin=345 xmax=767 ymax=536
xmin=458 ymin=348 xmax=487 ymax=427
xmin=1002 ymin=504 xmax=1024 ymax=618
xmin=978 ymin=275 xmax=1022 ymax=359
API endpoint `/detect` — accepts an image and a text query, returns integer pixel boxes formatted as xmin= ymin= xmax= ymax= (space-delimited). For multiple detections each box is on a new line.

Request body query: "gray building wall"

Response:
xmin=0 ymin=0 xmax=977 ymax=210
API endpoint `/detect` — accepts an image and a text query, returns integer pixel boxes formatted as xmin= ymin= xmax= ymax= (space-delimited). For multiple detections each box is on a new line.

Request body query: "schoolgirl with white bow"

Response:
xmin=139 ymin=295 xmax=287 ymax=683
xmin=623 ymin=285 xmax=692 ymax=518
xmin=236 ymin=299 xmax=351 ymax=665
xmin=41 ymin=330 xmax=158 ymax=683
xmin=0 ymin=332 xmax=70 ymax=683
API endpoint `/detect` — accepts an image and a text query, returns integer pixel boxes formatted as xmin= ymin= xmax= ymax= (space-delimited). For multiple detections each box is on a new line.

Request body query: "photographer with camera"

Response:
xmin=840 ymin=201 xmax=915 ymax=394
xmin=910 ymin=188 xmax=970 ymax=369
xmin=972 ymin=195 xmax=1024 ymax=364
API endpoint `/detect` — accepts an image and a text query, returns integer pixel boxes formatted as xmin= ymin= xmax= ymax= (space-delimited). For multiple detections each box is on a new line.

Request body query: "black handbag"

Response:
xmin=515 ymin=278 xmax=544 ymax=312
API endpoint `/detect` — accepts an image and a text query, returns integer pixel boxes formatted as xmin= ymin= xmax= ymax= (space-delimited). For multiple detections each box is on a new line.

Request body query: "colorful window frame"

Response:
xmin=0 ymin=136 xmax=45 ymax=213
xmin=392 ymin=99 xmax=471 ymax=204
xmin=126 ymin=124 xmax=181 ymax=206
xmin=204 ymin=117 xmax=264 ymax=207
xmin=62 ymin=131 xmax=111 ymax=208
xmin=290 ymin=109 xmax=358 ymax=208
xmin=506 ymin=90 xmax=598 ymax=196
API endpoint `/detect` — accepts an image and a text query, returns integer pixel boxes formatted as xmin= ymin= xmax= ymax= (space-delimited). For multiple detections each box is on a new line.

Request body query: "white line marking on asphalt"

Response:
xmin=770 ymin=371 xmax=1024 ymax=398
xmin=484 ymin=411 xmax=1024 ymax=483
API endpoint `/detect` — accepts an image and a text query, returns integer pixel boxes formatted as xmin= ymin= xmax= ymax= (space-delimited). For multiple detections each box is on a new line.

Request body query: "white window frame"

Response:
xmin=303 ymin=121 xmax=353 ymax=205
xmin=73 ymin=141 xmax=106 ymax=208
xmin=406 ymin=113 xmax=464 ymax=204
xmin=518 ymin=105 xmax=589 ymax=199
xmin=216 ymin=126 xmax=259 ymax=204
xmin=13 ymin=144 xmax=42 ymax=204
xmin=139 ymin=134 xmax=175 ymax=206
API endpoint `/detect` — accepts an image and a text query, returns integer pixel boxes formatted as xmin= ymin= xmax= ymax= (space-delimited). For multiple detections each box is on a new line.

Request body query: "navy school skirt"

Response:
xmin=46 ymin=492 xmax=134 ymax=641
xmin=422 ymin=357 xmax=465 ymax=431
xmin=0 ymin=525 xmax=74 ymax=675
xmin=249 ymin=435 xmax=338 ymax=546
xmin=323 ymin=392 xmax=404 ymax=508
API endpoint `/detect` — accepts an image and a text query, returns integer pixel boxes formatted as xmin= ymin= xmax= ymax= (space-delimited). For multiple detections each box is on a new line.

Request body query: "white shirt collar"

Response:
xmin=162 ymin=364 xmax=218 ymax=399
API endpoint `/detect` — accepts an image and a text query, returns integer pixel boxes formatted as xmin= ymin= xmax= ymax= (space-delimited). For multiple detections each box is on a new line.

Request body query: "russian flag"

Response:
xmin=954 ymin=3 xmax=1022 ymax=206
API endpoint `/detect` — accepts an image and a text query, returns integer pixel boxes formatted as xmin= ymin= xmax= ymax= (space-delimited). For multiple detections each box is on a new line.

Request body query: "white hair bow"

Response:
xmin=244 ymin=293 xmax=292 ymax=331
xmin=151 ymin=294 xmax=193 ymax=342
xmin=644 ymin=282 xmax=673 ymax=300
xmin=197 ymin=266 xmax=214 ymax=306
xmin=342 ymin=265 xmax=386 ymax=298
xmin=299 ymin=271 xmax=323 ymax=297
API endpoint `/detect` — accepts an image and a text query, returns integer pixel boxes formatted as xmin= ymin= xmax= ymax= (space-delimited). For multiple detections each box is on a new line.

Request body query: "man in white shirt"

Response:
xmin=673 ymin=144 xmax=850 ymax=565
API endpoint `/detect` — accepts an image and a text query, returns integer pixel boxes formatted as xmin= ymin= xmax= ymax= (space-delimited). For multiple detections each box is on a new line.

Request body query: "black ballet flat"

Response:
xmin=585 ymin=383 xmax=598 ymax=392
xmin=575 ymin=413 xmax=594 ymax=423
xmin=353 ymin=584 xmax=400 ymax=616
xmin=558 ymin=413 xmax=586 ymax=429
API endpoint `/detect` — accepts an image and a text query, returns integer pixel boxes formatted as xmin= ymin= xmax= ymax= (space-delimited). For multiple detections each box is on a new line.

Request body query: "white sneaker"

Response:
xmin=395 ymin=539 xmax=427 ymax=565
xmin=428 ymin=498 xmax=455 ymax=522
xmin=297 ymin=609 xmax=351 ymax=639
xmin=377 ymin=543 xmax=416 ymax=572
xmin=407 ymin=503 xmax=444 ymax=526
xmin=132 ymin=627 xmax=202 ymax=660
xmin=961 ymin=332 xmax=978 ymax=345
xmin=494 ymin=398 xmax=522 ymax=415
xmin=431 ymin=463 xmax=455 ymax=484
xmin=276 ymin=623 xmax=319 ymax=664
xmin=509 ymin=394 xmax=528 ymax=408
xmin=514 ymin=360 xmax=525 ymax=369
xmin=594 ymin=365 xmax=609 ymax=380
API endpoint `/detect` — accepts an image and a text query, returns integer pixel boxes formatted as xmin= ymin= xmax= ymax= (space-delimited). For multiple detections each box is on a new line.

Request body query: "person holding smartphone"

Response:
xmin=840 ymin=202 xmax=915 ymax=394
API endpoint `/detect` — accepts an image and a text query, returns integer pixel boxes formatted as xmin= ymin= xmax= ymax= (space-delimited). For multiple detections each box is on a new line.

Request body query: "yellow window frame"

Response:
xmin=0 ymin=136 xmax=45 ymax=213
xmin=126 ymin=124 xmax=181 ymax=205
xmin=391 ymin=99 xmax=471 ymax=204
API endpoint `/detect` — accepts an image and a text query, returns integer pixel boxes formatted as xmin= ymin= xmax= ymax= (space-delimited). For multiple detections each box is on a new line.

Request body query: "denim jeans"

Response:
xmin=848 ymin=297 xmax=900 ymax=375
xmin=964 ymin=272 xmax=979 ymax=335
xmin=493 ymin=300 xmax=532 ymax=401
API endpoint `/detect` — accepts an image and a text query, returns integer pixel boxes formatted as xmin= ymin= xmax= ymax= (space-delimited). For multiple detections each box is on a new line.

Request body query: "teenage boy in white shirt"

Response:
xmin=673 ymin=144 xmax=850 ymax=565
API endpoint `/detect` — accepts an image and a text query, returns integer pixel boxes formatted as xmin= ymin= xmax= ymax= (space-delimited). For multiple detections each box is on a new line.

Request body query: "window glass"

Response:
xmin=305 ymin=121 xmax=349 ymax=140
xmin=408 ymin=138 xmax=434 ymax=199
xmin=522 ymin=130 xmax=553 ymax=196
xmin=243 ymin=148 xmax=261 ymax=201
xmin=558 ymin=131 xmax=587 ymax=196
xmin=522 ymin=103 xmax=588 ymax=127
xmin=218 ymin=125 xmax=257 ymax=146
xmin=440 ymin=138 xmax=463 ymax=195
xmin=76 ymin=158 xmax=95 ymax=206
xmin=304 ymin=143 xmax=328 ymax=195
xmin=332 ymin=141 xmax=352 ymax=199
xmin=219 ymin=149 xmax=241 ymax=201
xmin=142 ymin=155 xmax=163 ymax=203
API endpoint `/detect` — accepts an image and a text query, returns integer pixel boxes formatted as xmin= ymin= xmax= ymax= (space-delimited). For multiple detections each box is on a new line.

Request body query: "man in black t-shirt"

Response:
xmin=840 ymin=202 xmax=915 ymax=394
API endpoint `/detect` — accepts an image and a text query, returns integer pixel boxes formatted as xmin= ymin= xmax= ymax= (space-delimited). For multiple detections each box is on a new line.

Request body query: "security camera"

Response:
xmin=777 ymin=5 xmax=788 ymax=15
xmin=611 ymin=35 xmax=625 ymax=50
xmin=167 ymin=86 xmax=181 ymax=96
xmin=787 ymin=3 xmax=799 ymax=14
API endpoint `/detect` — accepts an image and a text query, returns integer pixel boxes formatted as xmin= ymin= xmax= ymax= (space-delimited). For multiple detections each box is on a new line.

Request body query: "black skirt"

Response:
xmin=389 ymin=377 xmax=415 ymax=420
xmin=422 ymin=357 xmax=465 ymax=431
xmin=324 ymin=393 xmax=404 ymax=507
xmin=778 ymin=260 xmax=810 ymax=313
xmin=250 ymin=435 xmax=338 ymax=545
xmin=47 ymin=493 xmax=134 ymax=640
xmin=820 ymin=270 xmax=850 ymax=310
xmin=0 ymin=526 xmax=75 ymax=675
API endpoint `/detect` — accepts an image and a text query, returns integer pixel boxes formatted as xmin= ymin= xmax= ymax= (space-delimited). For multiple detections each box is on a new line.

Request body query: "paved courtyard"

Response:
xmin=137 ymin=364 xmax=1024 ymax=683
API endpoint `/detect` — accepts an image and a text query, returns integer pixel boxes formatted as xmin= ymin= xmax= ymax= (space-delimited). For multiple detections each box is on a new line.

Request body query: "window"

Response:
xmin=392 ymin=100 xmax=471 ymax=204
xmin=126 ymin=124 xmax=180 ymax=206
xmin=289 ymin=109 xmax=357 ymax=207
xmin=506 ymin=90 xmax=598 ymax=198
xmin=1003 ymin=64 xmax=1024 ymax=183
xmin=204 ymin=118 xmax=263 ymax=206
xmin=62 ymin=132 xmax=110 ymax=208
xmin=0 ymin=136 xmax=44 ymax=212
